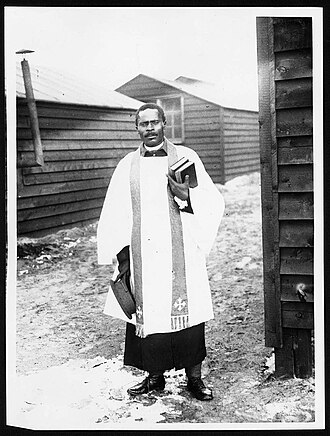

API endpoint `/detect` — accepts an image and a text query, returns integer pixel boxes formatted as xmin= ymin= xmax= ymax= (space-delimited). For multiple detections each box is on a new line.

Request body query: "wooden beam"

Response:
xmin=279 ymin=192 xmax=313 ymax=220
xmin=280 ymin=248 xmax=313 ymax=275
xmin=276 ymin=107 xmax=313 ymax=137
xmin=278 ymin=164 xmax=313 ymax=192
xmin=257 ymin=16 xmax=282 ymax=348
xmin=275 ymin=78 xmax=312 ymax=109
xmin=273 ymin=18 xmax=312 ymax=52
xmin=21 ymin=59 xmax=44 ymax=166
xmin=219 ymin=106 xmax=225 ymax=184
xmin=278 ymin=146 xmax=313 ymax=165
xmin=274 ymin=49 xmax=312 ymax=80
xmin=282 ymin=302 xmax=314 ymax=329
xmin=275 ymin=328 xmax=313 ymax=378
xmin=279 ymin=220 xmax=314 ymax=247
xmin=277 ymin=135 xmax=313 ymax=148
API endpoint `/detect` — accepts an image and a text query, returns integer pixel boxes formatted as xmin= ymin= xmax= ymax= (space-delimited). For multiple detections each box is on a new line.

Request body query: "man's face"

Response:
xmin=136 ymin=108 xmax=166 ymax=147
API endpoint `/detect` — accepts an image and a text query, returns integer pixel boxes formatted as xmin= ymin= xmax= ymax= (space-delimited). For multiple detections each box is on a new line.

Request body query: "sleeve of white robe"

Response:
xmin=97 ymin=154 xmax=133 ymax=265
xmin=181 ymin=148 xmax=225 ymax=256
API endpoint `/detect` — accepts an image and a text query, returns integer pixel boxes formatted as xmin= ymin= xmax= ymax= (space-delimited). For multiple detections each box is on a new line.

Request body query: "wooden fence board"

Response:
xmin=18 ymin=103 xmax=136 ymax=121
xmin=224 ymin=148 xmax=260 ymax=157
xmin=280 ymin=248 xmax=313 ymax=275
xmin=224 ymin=136 xmax=260 ymax=144
xmin=18 ymin=129 xmax=138 ymax=141
xmin=191 ymin=149 xmax=222 ymax=158
xmin=279 ymin=220 xmax=314 ymax=247
xmin=187 ymin=143 xmax=221 ymax=151
xmin=22 ymin=168 xmax=113 ymax=185
xmin=17 ymin=117 xmax=134 ymax=131
xmin=185 ymin=137 xmax=221 ymax=146
xmin=281 ymin=275 xmax=314 ymax=302
xmin=282 ymin=302 xmax=314 ymax=329
xmin=21 ymin=217 xmax=99 ymax=238
xmin=273 ymin=18 xmax=312 ymax=52
xmin=18 ymin=197 xmax=105 ymax=222
xmin=184 ymin=109 xmax=220 ymax=119
xmin=224 ymin=119 xmax=259 ymax=126
xmin=275 ymin=328 xmax=312 ymax=378
xmin=276 ymin=107 xmax=313 ymax=137
xmin=182 ymin=103 xmax=217 ymax=111
xmin=277 ymin=135 xmax=313 ymax=148
xmin=184 ymin=130 xmax=222 ymax=139
xmin=224 ymin=129 xmax=260 ymax=136
xmin=17 ymin=187 xmax=108 ymax=210
xmin=225 ymin=164 xmax=260 ymax=178
xmin=223 ymin=109 xmax=259 ymax=119
xmin=275 ymin=49 xmax=312 ymax=80
xmin=17 ymin=177 xmax=111 ymax=198
xmin=275 ymin=78 xmax=312 ymax=109
xmin=279 ymin=192 xmax=313 ymax=220
xmin=278 ymin=164 xmax=313 ymax=192
xmin=18 ymin=207 xmax=103 ymax=233
xmin=185 ymin=124 xmax=220 ymax=132
xmin=225 ymin=156 xmax=260 ymax=167
xmin=17 ymin=139 xmax=139 ymax=152
xmin=182 ymin=117 xmax=220 ymax=127
xmin=218 ymin=106 xmax=225 ymax=184
xmin=278 ymin=147 xmax=313 ymax=165
xmin=224 ymin=123 xmax=259 ymax=131
xmin=19 ymin=148 xmax=135 ymax=163
xmin=22 ymin=159 xmax=120 ymax=174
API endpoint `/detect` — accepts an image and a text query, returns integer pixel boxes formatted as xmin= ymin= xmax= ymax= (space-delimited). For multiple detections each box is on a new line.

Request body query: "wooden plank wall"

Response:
xmin=273 ymin=18 xmax=314 ymax=331
xmin=257 ymin=17 xmax=313 ymax=377
xmin=17 ymin=100 xmax=139 ymax=237
xmin=223 ymin=108 xmax=260 ymax=181
xmin=183 ymin=95 xmax=223 ymax=184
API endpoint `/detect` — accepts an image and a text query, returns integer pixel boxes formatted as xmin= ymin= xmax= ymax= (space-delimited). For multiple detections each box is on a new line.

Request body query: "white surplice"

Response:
xmin=97 ymin=141 xmax=225 ymax=337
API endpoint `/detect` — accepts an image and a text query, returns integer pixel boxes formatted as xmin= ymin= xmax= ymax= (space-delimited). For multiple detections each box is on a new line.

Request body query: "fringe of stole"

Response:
xmin=171 ymin=315 xmax=189 ymax=331
xmin=136 ymin=316 xmax=190 ymax=338
xmin=135 ymin=323 xmax=145 ymax=338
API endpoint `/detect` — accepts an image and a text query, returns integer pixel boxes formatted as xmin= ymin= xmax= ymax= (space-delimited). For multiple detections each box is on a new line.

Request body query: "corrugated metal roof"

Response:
xmin=116 ymin=74 xmax=258 ymax=112
xmin=16 ymin=62 xmax=142 ymax=110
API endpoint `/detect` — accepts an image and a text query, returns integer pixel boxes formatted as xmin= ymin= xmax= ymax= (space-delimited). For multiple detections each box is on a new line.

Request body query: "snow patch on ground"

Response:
xmin=12 ymin=355 xmax=191 ymax=430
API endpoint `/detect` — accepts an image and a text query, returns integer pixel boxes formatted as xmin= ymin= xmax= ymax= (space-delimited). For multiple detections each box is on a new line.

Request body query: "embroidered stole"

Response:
xmin=130 ymin=140 xmax=189 ymax=338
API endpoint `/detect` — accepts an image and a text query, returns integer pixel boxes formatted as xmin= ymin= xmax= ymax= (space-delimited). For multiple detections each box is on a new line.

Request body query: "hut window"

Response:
xmin=156 ymin=97 xmax=184 ymax=144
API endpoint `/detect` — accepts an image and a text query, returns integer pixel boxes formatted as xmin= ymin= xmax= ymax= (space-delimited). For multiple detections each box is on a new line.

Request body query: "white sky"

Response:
xmin=5 ymin=7 xmax=262 ymax=107
xmin=5 ymin=7 xmax=321 ymax=109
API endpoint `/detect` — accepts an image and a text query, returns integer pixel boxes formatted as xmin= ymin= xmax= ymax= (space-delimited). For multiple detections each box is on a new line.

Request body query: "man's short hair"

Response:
xmin=135 ymin=103 xmax=166 ymax=126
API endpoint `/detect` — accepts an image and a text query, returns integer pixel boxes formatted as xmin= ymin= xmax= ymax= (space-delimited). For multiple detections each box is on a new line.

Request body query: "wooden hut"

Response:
xmin=16 ymin=63 xmax=142 ymax=237
xmin=256 ymin=17 xmax=314 ymax=377
xmin=116 ymin=74 xmax=260 ymax=184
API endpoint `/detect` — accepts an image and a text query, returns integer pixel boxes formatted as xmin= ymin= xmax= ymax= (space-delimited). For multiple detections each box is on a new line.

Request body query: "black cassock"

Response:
xmin=124 ymin=322 xmax=206 ymax=373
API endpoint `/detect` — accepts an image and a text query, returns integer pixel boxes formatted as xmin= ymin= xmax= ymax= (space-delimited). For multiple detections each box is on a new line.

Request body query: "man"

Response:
xmin=97 ymin=103 xmax=224 ymax=401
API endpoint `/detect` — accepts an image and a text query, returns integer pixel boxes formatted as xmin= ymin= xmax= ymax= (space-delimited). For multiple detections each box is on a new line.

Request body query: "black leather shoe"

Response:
xmin=127 ymin=374 xmax=165 ymax=396
xmin=187 ymin=377 xmax=213 ymax=401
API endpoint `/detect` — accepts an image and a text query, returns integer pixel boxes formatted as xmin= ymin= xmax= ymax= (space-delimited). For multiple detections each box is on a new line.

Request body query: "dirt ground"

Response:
xmin=13 ymin=172 xmax=315 ymax=429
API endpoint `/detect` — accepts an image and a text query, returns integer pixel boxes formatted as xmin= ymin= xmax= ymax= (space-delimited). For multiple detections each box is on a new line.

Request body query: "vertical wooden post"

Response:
xmin=275 ymin=328 xmax=312 ymax=378
xmin=256 ymin=17 xmax=282 ymax=348
xmin=21 ymin=59 xmax=44 ymax=166
xmin=218 ymin=106 xmax=225 ymax=184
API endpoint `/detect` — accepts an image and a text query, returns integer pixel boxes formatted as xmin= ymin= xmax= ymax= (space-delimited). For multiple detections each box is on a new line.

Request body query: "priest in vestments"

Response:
xmin=97 ymin=103 xmax=225 ymax=401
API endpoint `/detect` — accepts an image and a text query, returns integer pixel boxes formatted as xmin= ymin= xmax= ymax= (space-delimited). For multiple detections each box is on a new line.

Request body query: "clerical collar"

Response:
xmin=145 ymin=141 xmax=164 ymax=152
xmin=141 ymin=140 xmax=167 ymax=156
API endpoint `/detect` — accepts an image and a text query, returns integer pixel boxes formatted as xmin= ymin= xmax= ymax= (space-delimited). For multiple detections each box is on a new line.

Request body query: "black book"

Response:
xmin=170 ymin=158 xmax=198 ymax=188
